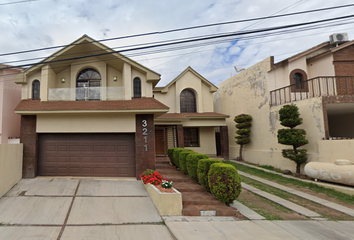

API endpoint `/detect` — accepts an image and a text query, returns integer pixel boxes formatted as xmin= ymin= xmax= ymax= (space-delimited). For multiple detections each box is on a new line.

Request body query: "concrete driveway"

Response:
xmin=0 ymin=178 xmax=175 ymax=240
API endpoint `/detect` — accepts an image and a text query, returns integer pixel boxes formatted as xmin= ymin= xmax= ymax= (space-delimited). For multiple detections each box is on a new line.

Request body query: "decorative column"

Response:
xmin=135 ymin=114 xmax=155 ymax=179
xmin=176 ymin=125 xmax=184 ymax=148
xmin=21 ymin=115 xmax=38 ymax=178
xmin=220 ymin=126 xmax=229 ymax=160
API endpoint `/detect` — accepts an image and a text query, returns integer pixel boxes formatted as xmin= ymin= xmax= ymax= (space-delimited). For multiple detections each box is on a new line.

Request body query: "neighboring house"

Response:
xmin=154 ymin=67 xmax=229 ymax=158
xmin=0 ymin=64 xmax=22 ymax=144
xmin=14 ymin=35 xmax=228 ymax=179
xmin=216 ymin=33 xmax=354 ymax=171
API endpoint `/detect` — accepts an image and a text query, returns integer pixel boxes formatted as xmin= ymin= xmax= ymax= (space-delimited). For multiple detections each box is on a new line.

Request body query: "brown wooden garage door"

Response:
xmin=38 ymin=133 xmax=135 ymax=177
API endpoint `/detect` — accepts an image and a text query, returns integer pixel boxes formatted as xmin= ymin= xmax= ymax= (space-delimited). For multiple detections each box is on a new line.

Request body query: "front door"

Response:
xmin=155 ymin=128 xmax=167 ymax=156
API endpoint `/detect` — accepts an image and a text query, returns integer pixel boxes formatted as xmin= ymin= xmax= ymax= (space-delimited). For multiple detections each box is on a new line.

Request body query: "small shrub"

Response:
xmin=186 ymin=153 xmax=208 ymax=181
xmin=179 ymin=150 xmax=195 ymax=174
xmin=197 ymin=159 xmax=222 ymax=191
xmin=172 ymin=148 xmax=187 ymax=168
xmin=208 ymin=163 xmax=241 ymax=205
xmin=167 ymin=148 xmax=175 ymax=162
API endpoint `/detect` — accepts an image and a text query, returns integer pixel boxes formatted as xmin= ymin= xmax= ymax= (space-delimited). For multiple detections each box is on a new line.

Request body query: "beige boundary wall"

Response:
xmin=318 ymin=140 xmax=354 ymax=163
xmin=0 ymin=144 xmax=23 ymax=198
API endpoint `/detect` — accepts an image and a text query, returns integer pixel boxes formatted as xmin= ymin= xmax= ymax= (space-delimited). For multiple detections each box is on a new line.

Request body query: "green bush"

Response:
xmin=172 ymin=148 xmax=187 ymax=168
xmin=167 ymin=148 xmax=176 ymax=162
xmin=208 ymin=163 xmax=241 ymax=206
xmin=168 ymin=148 xmax=183 ymax=166
xmin=179 ymin=150 xmax=195 ymax=174
xmin=197 ymin=159 xmax=222 ymax=191
xmin=186 ymin=153 xmax=208 ymax=181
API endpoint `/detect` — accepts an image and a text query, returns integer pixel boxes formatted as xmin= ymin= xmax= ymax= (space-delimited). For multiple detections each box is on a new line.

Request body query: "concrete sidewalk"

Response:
xmin=164 ymin=217 xmax=354 ymax=240
xmin=0 ymin=178 xmax=174 ymax=240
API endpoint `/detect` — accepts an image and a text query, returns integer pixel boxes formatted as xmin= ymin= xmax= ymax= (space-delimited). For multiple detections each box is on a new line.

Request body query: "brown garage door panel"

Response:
xmin=38 ymin=133 xmax=135 ymax=177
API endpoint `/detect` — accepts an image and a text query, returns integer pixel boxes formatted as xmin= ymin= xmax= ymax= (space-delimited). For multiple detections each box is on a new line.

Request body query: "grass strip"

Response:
xmin=225 ymin=161 xmax=354 ymax=205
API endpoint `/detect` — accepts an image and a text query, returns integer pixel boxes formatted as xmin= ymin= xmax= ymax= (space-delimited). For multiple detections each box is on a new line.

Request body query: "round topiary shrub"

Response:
xmin=208 ymin=163 xmax=242 ymax=206
xmin=186 ymin=153 xmax=208 ymax=182
xmin=179 ymin=150 xmax=195 ymax=174
xmin=197 ymin=159 xmax=222 ymax=192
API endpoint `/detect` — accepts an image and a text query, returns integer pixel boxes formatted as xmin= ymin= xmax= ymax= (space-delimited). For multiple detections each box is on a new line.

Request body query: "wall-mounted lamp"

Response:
xmin=61 ymin=78 xmax=66 ymax=83
xmin=113 ymin=76 xmax=117 ymax=82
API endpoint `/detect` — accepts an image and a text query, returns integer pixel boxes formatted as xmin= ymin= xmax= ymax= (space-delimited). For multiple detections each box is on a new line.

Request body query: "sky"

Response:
xmin=1 ymin=0 xmax=354 ymax=86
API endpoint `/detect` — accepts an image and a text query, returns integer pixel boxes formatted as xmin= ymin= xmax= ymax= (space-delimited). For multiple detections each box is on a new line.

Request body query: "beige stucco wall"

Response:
xmin=154 ymin=84 xmax=177 ymax=113
xmin=36 ymin=113 xmax=136 ymax=133
xmin=154 ymin=70 xmax=215 ymax=114
xmin=217 ymin=57 xmax=326 ymax=172
xmin=308 ymin=54 xmax=334 ymax=77
xmin=0 ymin=144 xmax=23 ymax=198
xmin=185 ymin=127 xmax=216 ymax=155
xmin=21 ymin=56 xmax=155 ymax=101
xmin=318 ymin=140 xmax=354 ymax=163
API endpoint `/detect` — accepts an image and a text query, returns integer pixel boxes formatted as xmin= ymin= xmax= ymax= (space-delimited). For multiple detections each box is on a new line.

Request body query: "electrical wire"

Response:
xmin=1 ymin=3 xmax=354 ymax=58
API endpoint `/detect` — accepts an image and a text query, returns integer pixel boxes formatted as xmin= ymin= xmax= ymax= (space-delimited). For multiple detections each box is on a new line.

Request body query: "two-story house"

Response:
xmin=154 ymin=67 xmax=229 ymax=158
xmin=216 ymin=33 xmax=354 ymax=171
xmin=14 ymin=35 xmax=228 ymax=179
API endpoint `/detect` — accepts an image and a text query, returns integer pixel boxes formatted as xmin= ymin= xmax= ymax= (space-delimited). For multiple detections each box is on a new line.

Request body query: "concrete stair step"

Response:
xmin=182 ymin=205 xmax=237 ymax=216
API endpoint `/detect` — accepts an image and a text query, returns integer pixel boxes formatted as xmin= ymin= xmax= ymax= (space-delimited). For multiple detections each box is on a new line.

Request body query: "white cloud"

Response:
xmin=1 ymin=0 xmax=354 ymax=86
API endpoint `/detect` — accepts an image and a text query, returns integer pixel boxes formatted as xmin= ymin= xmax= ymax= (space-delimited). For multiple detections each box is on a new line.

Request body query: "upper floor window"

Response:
xmin=133 ymin=77 xmax=141 ymax=98
xmin=290 ymin=69 xmax=308 ymax=92
xmin=180 ymin=89 xmax=197 ymax=113
xmin=32 ymin=80 xmax=40 ymax=100
xmin=76 ymin=68 xmax=101 ymax=101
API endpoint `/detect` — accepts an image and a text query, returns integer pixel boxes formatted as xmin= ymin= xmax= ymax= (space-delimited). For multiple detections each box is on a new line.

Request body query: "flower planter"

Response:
xmin=143 ymin=182 xmax=182 ymax=216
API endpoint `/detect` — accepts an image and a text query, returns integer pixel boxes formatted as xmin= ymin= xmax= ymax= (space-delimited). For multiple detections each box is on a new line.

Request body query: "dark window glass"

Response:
xmin=183 ymin=128 xmax=199 ymax=147
xmin=294 ymin=73 xmax=304 ymax=89
xmin=32 ymin=80 xmax=40 ymax=100
xmin=180 ymin=89 xmax=196 ymax=113
xmin=76 ymin=68 xmax=101 ymax=101
xmin=133 ymin=77 xmax=141 ymax=98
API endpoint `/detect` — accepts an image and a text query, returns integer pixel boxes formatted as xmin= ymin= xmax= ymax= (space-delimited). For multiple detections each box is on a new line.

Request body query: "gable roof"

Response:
xmin=154 ymin=66 xmax=218 ymax=93
xmin=24 ymin=35 xmax=161 ymax=83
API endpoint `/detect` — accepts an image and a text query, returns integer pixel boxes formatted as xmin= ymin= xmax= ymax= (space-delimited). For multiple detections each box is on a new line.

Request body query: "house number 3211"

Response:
xmin=142 ymin=120 xmax=148 ymax=152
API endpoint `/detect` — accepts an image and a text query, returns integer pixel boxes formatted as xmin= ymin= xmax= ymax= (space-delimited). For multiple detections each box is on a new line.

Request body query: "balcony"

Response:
xmin=270 ymin=76 xmax=354 ymax=106
xmin=48 ymin=86 xmax=125 ymax=101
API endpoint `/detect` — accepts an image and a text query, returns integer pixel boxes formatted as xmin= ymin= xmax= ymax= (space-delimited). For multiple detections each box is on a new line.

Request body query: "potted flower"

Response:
xmin=140 ymin=169 xmax=182 ymax=216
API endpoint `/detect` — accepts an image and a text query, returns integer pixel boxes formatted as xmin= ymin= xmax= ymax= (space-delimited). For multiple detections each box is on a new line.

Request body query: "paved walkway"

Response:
xmin=164 ymin=217 xmax=354 ymax=240
xmin=0 ymin=178 xmax=174 ymax=240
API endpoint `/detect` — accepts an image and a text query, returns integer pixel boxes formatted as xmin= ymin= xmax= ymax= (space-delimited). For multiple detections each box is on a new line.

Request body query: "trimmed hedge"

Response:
xmin=179 ymin=150 xmax=195 ymax=174
xmin=197 ymin=159 xmax=222 ymax=192
xmin=208 ymin=163 xmax=241 ymax=206
xmin=172 ymin=148 xmax=187 ymax=168
xmin=186 ymin=153 xmax=208 ymax=181
xmin=168 ymin=148 xmax=183 ymax=166
xmin=167 ymin=148 xmax=175 ymax=163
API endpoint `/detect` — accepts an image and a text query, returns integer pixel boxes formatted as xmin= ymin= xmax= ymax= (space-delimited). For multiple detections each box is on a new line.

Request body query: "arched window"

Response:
xmin=180 ymin=89 xmax=196 ymax=113
xmin=290 ymin=69 xmax=308 ymax=92
xmin=133 ymin=77 xmax=141 ymax=98
xmin=32 ymin=80 xmax=40 ymax=100
xmin=76 ymin=68 xmax=101 ymax=101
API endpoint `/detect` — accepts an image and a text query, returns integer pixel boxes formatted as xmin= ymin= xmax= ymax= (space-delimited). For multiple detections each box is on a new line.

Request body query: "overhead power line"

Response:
xmin=1 ymin=3 xmax=354 ymax=58
xmin=1 ymin=13 xmax=354 ymax=71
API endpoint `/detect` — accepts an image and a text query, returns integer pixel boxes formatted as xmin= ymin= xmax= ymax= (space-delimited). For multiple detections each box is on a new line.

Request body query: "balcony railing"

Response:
xmin=48 ymin=86 xmax=125 ymax=101
xmin=270 ymin=76 xmax=354 ymax=106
